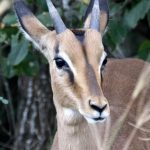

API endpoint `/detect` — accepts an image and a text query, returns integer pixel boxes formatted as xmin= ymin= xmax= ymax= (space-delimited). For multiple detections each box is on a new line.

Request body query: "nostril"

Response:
xmin=89 ymin=100 xmax=107 ymax=114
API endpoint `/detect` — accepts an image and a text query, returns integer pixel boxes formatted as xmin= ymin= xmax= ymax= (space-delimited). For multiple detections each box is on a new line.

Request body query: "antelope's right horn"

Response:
xmin=90 ymin=0 xmax=100 ymax=31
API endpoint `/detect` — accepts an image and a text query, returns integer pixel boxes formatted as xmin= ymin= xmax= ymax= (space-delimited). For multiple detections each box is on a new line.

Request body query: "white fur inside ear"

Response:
xmin=18 ymin=22 xmax=52 ymax=61
xmin=19 ymin=24 xmax=41 ymax=50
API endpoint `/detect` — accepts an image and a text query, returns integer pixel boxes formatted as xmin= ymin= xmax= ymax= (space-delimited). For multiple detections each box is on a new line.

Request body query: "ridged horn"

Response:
xmin=90 ymin=0 xmax=100 ymax=31
xmin=46 ymin=0 xmax=67 ymax=33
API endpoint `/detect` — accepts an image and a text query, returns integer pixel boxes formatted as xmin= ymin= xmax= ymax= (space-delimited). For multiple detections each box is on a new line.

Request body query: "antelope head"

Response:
xmin=14 ymin=0 xmax=110 ymax=124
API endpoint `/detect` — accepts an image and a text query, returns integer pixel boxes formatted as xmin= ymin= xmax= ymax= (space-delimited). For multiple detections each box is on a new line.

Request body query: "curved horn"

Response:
xmin=46 ymin=0 xmax=67 ymax=33
xmin=90 ymin=0 xmax=100 ymax=31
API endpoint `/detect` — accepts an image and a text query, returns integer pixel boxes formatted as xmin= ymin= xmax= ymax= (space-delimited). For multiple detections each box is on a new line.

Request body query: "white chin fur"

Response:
xmin=79 ymin=109 xmax=107 ymax=124
xmin=63 ymin=108 xmax=81 ymax=119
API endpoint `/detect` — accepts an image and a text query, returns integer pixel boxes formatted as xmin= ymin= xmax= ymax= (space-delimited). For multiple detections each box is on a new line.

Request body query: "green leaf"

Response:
xmin=2 ymin=14 xmax=17 ymax=26
xmin=0 ymin=58 xmax=17 ymax=78
xmin=15 ymin=52 xmax=40 ymax=76
xmin=109 ymin=2 xmax=122 ymax=17
xmin=8 ymin=35 xmax=29 ymax=66
xmin=0 ymin=31 xmax=6 ymax=43
xmin=0 ymin=97 xmax=9 ymax=105
xmin=124 ymin=0 xmax=150 ymax=28
xmin=37 ymin=12 xmax=52 ymax=27
xmin=138 ymin=41 xmax=150 ymax=61
xmin=104 ymin=20 xmax=128 ymax=50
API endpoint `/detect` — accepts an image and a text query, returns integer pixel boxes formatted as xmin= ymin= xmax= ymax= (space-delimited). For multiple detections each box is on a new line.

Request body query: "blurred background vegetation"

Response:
xmin=0 ymin=0 xmax=150 ymax=149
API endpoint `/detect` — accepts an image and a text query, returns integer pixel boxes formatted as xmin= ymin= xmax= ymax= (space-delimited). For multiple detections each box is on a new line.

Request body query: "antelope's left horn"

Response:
xmin=46 ymin=0 xmax=67 ymax=33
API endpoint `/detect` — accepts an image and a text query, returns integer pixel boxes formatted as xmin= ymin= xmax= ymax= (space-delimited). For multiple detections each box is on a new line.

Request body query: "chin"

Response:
xmin=84 ymin=116 xmax=107 ymax=124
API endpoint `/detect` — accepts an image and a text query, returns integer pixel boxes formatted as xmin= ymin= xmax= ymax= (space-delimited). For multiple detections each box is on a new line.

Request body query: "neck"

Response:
xmin=53 ymin=107 xmax=105 ymax=150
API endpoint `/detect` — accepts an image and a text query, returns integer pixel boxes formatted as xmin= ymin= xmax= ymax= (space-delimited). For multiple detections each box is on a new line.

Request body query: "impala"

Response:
xmin=14 ymin=0 xmax=150 ymax=149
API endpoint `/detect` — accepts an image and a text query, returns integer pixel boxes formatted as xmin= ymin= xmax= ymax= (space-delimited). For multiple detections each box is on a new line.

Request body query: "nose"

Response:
xmin=89 ymin=100 xmax=107 ymax=114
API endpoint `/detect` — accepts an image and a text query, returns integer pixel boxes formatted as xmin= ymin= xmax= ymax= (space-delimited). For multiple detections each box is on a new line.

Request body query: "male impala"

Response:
xmin=14 ymin=0 xmax=150 ymax=149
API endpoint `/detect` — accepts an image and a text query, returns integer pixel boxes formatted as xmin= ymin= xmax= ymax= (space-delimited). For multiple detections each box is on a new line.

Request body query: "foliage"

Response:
xmin=0 ymin=0 xmax=150 ymax=79
xmin=104 ymin=0 xmax=150 ymax=58
xmin=0 ymin=0 xmax=150 ymax=149
xmin=0 ymin=96 xmax=9 ymax=105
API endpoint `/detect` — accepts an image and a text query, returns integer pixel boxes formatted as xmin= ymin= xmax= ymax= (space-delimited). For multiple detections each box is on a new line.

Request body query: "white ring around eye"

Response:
xmin=57 ymin=51 xmax=77 ymax=76
xmin=100 ymin=51 xmax=107 ymax=68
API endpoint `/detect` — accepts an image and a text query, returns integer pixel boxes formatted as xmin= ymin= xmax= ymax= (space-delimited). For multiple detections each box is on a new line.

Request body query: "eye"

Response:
xmin=102 ymin=56 xmax=107 ymax=66
xmin=54 ymin=57 xmax=69 ymax=70
xmin=101 ymin=56 xmax=107 ymax=71
xmin=100 ymin=51 xmax=107 ymax=71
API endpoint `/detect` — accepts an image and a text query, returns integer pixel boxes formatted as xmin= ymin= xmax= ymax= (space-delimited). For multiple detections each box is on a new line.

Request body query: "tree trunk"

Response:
xmin=14 ymin=65 xmax=56 ymax=150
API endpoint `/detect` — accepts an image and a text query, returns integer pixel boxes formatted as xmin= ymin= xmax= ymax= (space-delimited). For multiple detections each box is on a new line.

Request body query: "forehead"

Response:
xmin=57 ymin=29 xmax=104 ymax=66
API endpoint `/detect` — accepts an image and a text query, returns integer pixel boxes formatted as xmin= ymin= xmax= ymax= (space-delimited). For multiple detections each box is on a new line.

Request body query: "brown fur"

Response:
xmin=50 ymin=29 xmax=109 ymax=119
xmin=84 ymin=11 xmax=108 ymax=34
xmin=22 ymin=15 xmax=48 ymax=39
xmin=52 ymin=58 xmax=150 ymax=150
xmin=15 ymin=1 xmax=150 ymax=150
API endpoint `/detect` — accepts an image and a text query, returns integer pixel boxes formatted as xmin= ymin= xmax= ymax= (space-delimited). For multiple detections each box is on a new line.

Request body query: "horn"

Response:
xmin=90 ymin=0 xmax=100 ymax=31
xmin=46 ymin=0 xmax=67 ymax=33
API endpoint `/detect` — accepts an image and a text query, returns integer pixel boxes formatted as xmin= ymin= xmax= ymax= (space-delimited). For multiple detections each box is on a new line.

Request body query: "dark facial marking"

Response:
xmin=54 ymin=53 xmax=74 ymax=83
xmin=100 ymin=56 xmax=108 ymax=83
xmin=86 ymin=64 xmax=101 ymax=97
xmin=72 ymin=29 xmax=85 ymax=43
xmin=66 ymin=69 xmax=74 ymax=83
xmin=55 ymin=44 xmax=59 ymax=54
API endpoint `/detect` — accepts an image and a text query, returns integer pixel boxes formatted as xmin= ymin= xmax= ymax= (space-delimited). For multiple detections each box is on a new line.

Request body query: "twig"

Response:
xmin=139 ymin=137 xmax=150 ymax=141
xmin=3 ymin=78 xmax=15 ymax=135
xmin=129 ymin=122 xmax=150 ymax=133
xmin=122 ymin=69 xmax=150 ymax=150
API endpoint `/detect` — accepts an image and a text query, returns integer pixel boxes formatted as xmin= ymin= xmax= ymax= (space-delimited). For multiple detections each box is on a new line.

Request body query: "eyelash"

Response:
xmin=54 ymin=57 xmax=70 ymax=70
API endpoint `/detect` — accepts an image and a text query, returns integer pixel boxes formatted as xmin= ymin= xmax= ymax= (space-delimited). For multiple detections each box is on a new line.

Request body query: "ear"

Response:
xmin=14 ymin=0 xmax=52 ymax=57
xmin=83 ymin=0 xmax=109 ymax=34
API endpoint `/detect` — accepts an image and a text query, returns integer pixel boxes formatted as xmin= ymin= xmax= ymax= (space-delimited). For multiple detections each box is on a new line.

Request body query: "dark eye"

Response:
xmin=101 ymin=57 xmax=107 ymax=71
xmin=54 ymin=57 xmax=69 ymax=70
xmin=102 ymin=57 xmax=107 ymax=66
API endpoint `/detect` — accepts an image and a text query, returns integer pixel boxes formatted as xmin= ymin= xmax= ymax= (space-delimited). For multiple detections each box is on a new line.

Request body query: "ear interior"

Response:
xmin=83 ymin=0 xmax=109 ymax=34
xmin=100 ymin=0 xmax=109 ymax=33
xmin=14 ymin=0 xmax=49 ymax=49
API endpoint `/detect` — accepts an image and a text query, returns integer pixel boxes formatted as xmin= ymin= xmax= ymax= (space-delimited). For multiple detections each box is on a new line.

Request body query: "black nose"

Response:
xmin=89 ymin=101 xmax=107 ymax=114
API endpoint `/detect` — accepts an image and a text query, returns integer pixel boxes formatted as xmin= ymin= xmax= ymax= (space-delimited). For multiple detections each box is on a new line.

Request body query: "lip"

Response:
xmin=79 ymin=109 xmax=107 ymax=123
xmin=93 ymin=117 xmax=105 ymax=121
xmin=83 ymin=115 xmax=107 ymax=124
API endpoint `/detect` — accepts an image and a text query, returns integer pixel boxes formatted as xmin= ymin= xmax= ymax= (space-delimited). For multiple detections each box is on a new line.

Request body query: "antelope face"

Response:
xmin=14 ymin=0 xmax=109 ymax=123
xmin=50 ymin=29 xmax=109 ymax=123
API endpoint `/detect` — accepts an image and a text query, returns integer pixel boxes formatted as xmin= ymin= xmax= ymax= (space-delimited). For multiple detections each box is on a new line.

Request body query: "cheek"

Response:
xmin=50 ymin=65 xmax=78 ymax=108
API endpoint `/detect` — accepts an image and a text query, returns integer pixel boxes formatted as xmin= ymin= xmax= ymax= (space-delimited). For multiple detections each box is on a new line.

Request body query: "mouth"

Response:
xmin=93 ymin=117 xmax=105 ymax=121
xmin=79 ymin=109 xmax=108 ymax=124
xmin=83 ymin=115 xmax=106 ymax=124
